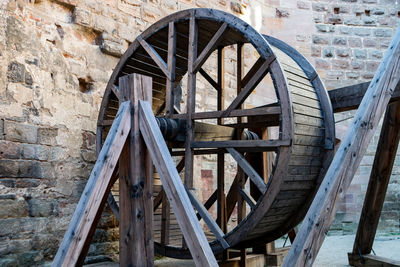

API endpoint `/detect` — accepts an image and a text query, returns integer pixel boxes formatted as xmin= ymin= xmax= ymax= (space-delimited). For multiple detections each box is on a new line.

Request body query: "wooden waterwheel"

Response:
xmin=96 ymin=9 xmax=335 ymax=258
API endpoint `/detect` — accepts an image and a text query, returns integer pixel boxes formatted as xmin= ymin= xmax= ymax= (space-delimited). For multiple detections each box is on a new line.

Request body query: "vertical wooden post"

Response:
xmin=119 ymin=73 xmax=154 ymax=266
xmin=351 ymin=101 xmax=400 ymax=258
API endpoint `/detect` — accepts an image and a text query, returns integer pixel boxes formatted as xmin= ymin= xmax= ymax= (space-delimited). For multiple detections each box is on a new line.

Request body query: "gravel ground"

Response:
xmin=85 ymin=234 xmax=400 ymax=267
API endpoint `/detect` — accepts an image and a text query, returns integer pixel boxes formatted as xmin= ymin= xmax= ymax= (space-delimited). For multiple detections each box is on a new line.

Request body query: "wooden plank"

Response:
xmin=223 ymin=56 xmax=275 ymax=117
xmin=283 ymin=26 xmax=400 ymax=267
xmin=352 ymin=101 xmax=400 ymax=255
xmin=170 ymin=106 xmax=281 ymax=120
xmin=138 ymin=100 xmax=218 ymax=266
xmin=238 ymin=187 xmax=256 ymax=210
xmin=161 ymin=190 xmax=170 ymax=245
xmin=184 ymin=13 xmax=198 ymax=190
xmin=348 ymin=253 xmax=400 ymax=267
xmin=186 ymin=188 xmax=229 ymax=249
xmin=118 ymin=74 xmax=153 ymax=267
xmin=165 ymin=21 xmax=177 ymax=117
xmin=227 ymin=148 xmax=267 ymax=194
xmin=138 ymin=35 xmax=172 ymax=81
xmin=329 ymin=81 xmax=400 ymax=113
xmin=193 ymin=22 xmax=228 ymax=73
xmin=52 ymin=101 xmax=131 ymax=267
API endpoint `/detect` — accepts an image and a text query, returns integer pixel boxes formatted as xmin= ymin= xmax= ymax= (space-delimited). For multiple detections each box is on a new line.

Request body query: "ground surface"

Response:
xmin=84 ymin=234 xmax=400 ymax=267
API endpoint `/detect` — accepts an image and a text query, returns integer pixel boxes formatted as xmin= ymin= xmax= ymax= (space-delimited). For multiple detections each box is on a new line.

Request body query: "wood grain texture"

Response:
xmin=352 ymin=101 xmax=400 ymax=255
xmin=118 ymin=74 xmax=154 ymax=267
xmin=139 ymin=100 xmax=218 ymax=266
xmin=283 ymin=25 xmax=400 ymax=267
xmin=52 ymin=101 xmax=131 ymax=267
xmin=348 ymin=253 xmax=400 ymax=267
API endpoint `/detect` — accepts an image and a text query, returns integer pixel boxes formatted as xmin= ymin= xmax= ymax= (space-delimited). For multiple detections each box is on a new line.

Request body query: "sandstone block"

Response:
xmin=94 ymin=14 xmax=116 ymax=34
xmin=0 ymin=199 xmax=28 ymax=218
xmin=38 ymin=127 xmax=58 ymax=146
xmin=344 ymin=18 xmax=361 ymax=26
xmin=363 ymin=38 xmax=377 ymax=48
xmin=374 ymin=28 xmax=392 ymax=37
xmin=312 ymin=34 xmax=330 ymax=44
xmin=348 ymin=37 xmax=361 ymax=47
xmin=0 ymin=160 xmax=19 ymax=177
xmin=311 ymin=46 xmax=321 ymax=57
xmin=4 ymin=121 xmax=37 ymax=144
xmin=336 ymin=47 xmax=351 ymax=57
xmin=81 ymin=149 xmax=96 ymax=163
xmin=27 ymin=198 xmax=59 ymax=217
xmin=354 ymin=49 xmax=367 ymax=59
xmin=0 ymin=141 xmax=20 ymax=159
xmin=346 ymin=71 xmax=360 ymax=79
xmin=316 ymin=24 xmax=335 ymax=33
xmin=73 ymin=7 xmax=92 ymax=28
xmin=297 ymin=1 xmax=310 ymax=10
xmin=0 ymin=258 xmax=17 ymax=267
xmin=369 ymin=49 xmax=383 ymax=59
xmin=333 ymin=36 xmax=347 ymax=46
xmin=142 ymin=5 xmax=163 ymax=22
xmin=230 ymin=1 xmax=244 ymax=14
xmin=354 ymin=27 xmax=371 ymax=36
xmin=323 ymin=47 xmax=334 ymax=58
xmin=366 ymin=60 xmax=380 ymax=72
xmin=332 ymin=59 xmax=350 ymax=69
xmin=338 ymin=26 xmax=352 ymax=35
xmin=21 ymin=144 xmax=49 ymax=161
xmin=312 ymin=3 xmax=327 ymax=12
xmin=315 ymin=59 xmax=330 ymax=69
xmin=99 ymin=33 xmax=127 ymax=58
xmin=363 ymin=17 xmax=376 ymax=26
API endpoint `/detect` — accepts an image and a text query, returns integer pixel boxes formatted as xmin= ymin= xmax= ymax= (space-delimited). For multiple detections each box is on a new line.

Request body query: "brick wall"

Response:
xmin=0 ymin=0 xmax=399 ymax=265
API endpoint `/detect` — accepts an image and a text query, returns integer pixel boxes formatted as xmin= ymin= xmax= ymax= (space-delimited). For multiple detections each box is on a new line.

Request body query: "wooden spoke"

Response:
xmin=138 ymin=35 xmax=172 ymax=81
xmin=153 ymin=189 xmax=164 ymax=211
xmin=238 ymin=187 xmax=257 ymax=210
xmin=184 ymin=14 xmax=197 ymax=189
xmin=199 ymin=68 xmax=220 ymax=91
xmin=165 ymin=21 xmax=177 ymax=117
xmin=193 ymin=22 xmax=228 ymax=73
xmin=186 ymin=188 xmax=229 ymax=249
xmin=223 ymin=55 xmax=276 ymax=117
xmin=196 ymin=190 xmax=217 ymax=220
xmin=227 ymin=148 xmax=267 ymax=194
xmin=241 ymin=57 xmax=264 ymax=88
xmin=192 ymin=139 xmax=289 ymax=152
xmin=111 ymin=84 xmax=120 ymax=100
xmin=170 ymin=106 xmax=281 ymax=120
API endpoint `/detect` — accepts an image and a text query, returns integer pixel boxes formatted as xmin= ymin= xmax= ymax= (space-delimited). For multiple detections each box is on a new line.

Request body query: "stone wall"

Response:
xmin=0 ymin=0 xmax=399 ymax=265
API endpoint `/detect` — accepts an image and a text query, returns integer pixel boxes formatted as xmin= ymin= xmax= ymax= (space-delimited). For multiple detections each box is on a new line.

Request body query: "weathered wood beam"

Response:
xmin=118 ymin=74 xmax=153 ymax=267
xmin=52 ymin=101 xmax=131 ymax=267
xmin=138 ymin=36 xmax=172 ymax=81
xmin=199 ymin=68 xmax=221 ymax=91
xmin=283 ymin=25 xmax=400 ymax=267
xmin=139 ymin=100 xmax=218 ymax=267
xmin=192 ymin=139 xmax=289 ymax=152
xmin=352 ymin=101 xmax=400 ymax=256
xmin=227 ymin=148 xmax=267 ymax=194
xmin=238 ymin=187 xmax=257 ymax=210
xmin=348 ymin=253 xmax=400 ymax=267
xmin=329 ymin=81 xmax=400 ymax=113
xmin=186 ymin=188 xmax=229 ymax=249
xmin=193 ymin=22 xmax=228 ymax=73
xmin=165 ymin=21 xmax=177 ymax=117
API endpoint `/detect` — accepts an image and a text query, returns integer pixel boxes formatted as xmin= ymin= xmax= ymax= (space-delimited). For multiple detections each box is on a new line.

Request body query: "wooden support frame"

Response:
xmin=348 ymin=101 xmax=400 ymax=267
xmin=118 ymin=74 xmax=154 ymax=266
xmin=283 ymin=25 xmax=400 ymax=267
xmin=52 ymin=101 xmax=132 ymax=267
xmin=139 ymin=100 xmax=219 ymax=266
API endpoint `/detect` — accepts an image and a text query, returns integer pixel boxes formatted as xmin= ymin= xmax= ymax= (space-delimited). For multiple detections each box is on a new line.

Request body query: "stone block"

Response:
xmin=326 ymin=70 xmax=344 ymax=80
xmin=362 ymin=72 xmax=375 ymax=79
xmin=369 ymin=49 xmax=383 ymax=59
xmin=0 ymin=160 xmax=19 ymax=177
xmin=316 ymin=24 xmax=335 ymax=33
xmin=0 ymin=199 xmax=28 ymax=218
xmin=195 ymin=0 xmax=208 ymax=8
xmin=230 ymin=1 xmax=245 ymax=14
xmin=311 ymin=46 xmax=321 ymax=57
xmin=354 ymin=49 xmax=367 ymax=59
xmin=339 ymin=26 xmax=352 ymax=35
xmin=142 ymin=5 xmax=163 ymax=22
xmin=372 ymin=7 xmax=385 ymax=15
xmin=346 ymin=71 xmax=360 ymax=79
xmin=312 ymin=3 xmax=328 ymax=12
xmin=348 ymin=37 xmax=361 ymax=47
xmin=93 ymin=14 xmax=116 ymax=34
xmin=17 ymin=251 xmax=40 ymax=266
xmin=332 ymin=59 xmax=350 ymax=69
xmin=323 ymin=47 xmax=334 ymax=58
xmin=117 ymin=23 xmax=137 ymax=42
xmin=363 ymin=38 xmax=377 ymax=48
xmin=297 ymin=1 xmax=310 ymax=9
xmin=99 ymin=33 xmax=127 ymax=58
xmin=363 ymin=17 xmax=376 ymax=26
xmin=362 ymin=0 xmax=377 ymax=3
xmin=81 ymin=149 xmax=96 ymax=163
xmin=276 ymin=8 xmax=290 ymax=18
xmin=312 ymin=34 xmax=330 ymax=44
xmin=336 ymin=47 xmax=351 ymax=57
xmin=326 ymin=14 xmax=343 ymax=24
xmin=32 ymin=234 xmax=59 ymax=259
xmin=4 ymin=121 xmax=37 ymax=144
xmin=333 ymin=36 xmax=347 ymax=45
xmin=73 ymin=7 xmax=92 ymax=27
xmin=351 ymin=61 xmax=364 ymax=70
xmin=27 ymin=198 xmax=59 ymax=217
xmin=374 ymin=28 xmax=392 ymax=37
xmin=354 ymin=27 xmax=371 ymax=36
xmin=0 ymin=141 xmax=21 ymax=159
xmin=315 ymin=59 xmax=330 ymax=69
xmin=37 ymin=127 xmax=58 ymax=145
xmin=21 ymin=144 xmax=49 ymax=161
xmin=344 ymin=17 xmax=361 ymax=26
